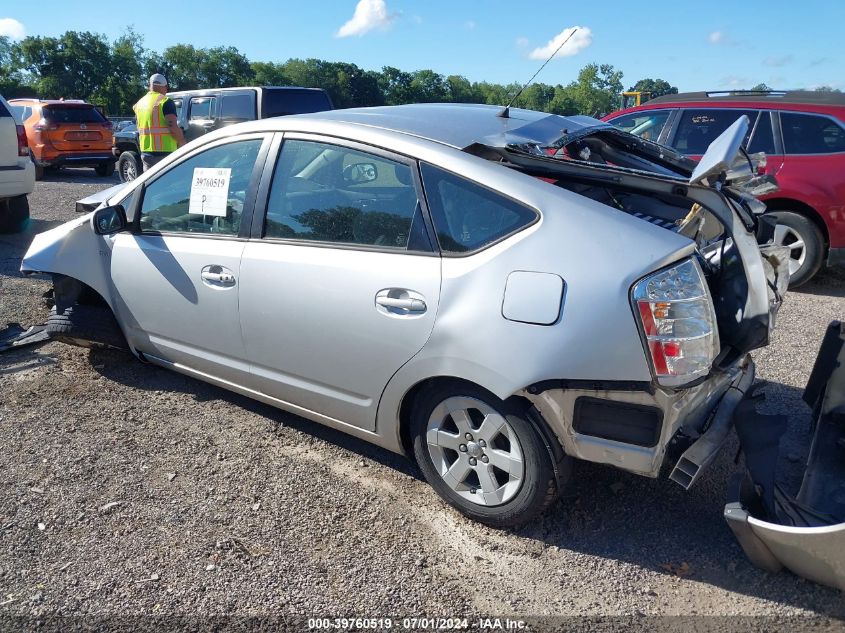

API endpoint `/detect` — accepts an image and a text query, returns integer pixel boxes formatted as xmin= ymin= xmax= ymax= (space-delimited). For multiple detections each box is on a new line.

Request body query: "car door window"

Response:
xmin=189 ymin=97 xmax=215 ymax=121
xmin=673 ymin=109 xmax=758 ymax=154
xmin=608 ymin=110 xmax=671 ymax=142
xmin=781 ymin=112 xmax=845 ymax=154
xmin=138 ymin=138 xmax=263 ymax=235
xmin=264 ymin=139 xmax=428 ymax=250
xmin=747 ymin=111 xmax=776 ymax=154
xmin=420 ymin=164 xmax=538 ymax=254
xmin=221 ymin=94 xmax=255 ymax=121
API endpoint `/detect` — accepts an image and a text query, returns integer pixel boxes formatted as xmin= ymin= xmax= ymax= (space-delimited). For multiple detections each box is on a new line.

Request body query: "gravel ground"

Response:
xmin=0 ymin=171 xmax=843 ymax=630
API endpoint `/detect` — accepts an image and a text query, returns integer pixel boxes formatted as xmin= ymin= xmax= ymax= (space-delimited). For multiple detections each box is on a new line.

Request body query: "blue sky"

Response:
xmin=1 ymin=1 xmax=842 ymax=91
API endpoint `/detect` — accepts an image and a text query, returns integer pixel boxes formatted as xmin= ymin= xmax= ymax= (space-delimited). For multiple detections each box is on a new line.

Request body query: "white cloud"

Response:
xmin=708 ymin=30 xmax=723 ymax=44
xmin=336 ymin=0 xmax=395 ymax=38
xmin=515 ymin=36 xmax=529 ymax=48
xmin=466 ymin=20 xmax=476 ymax=31
xmin=528 ymin=26 xmax=592 ymax=60
xmin=0 ymin=18 xmax=25 ymax=40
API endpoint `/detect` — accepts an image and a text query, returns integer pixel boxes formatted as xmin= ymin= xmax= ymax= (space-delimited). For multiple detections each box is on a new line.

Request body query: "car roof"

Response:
xmin=284 ymin=103 xmax=608 ymax=149
xmin=9 ymin=98 xmax=95 ymax=106
xmin=167 ymin=85 xmax=328 ymax=98
xmin=647 ymin=90 xmax=845 ymax=107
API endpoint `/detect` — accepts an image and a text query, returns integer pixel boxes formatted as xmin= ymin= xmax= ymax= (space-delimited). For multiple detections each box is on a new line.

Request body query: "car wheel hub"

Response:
xmin=773 ymin=223 xmax=806 ymax=277
xmin=426 ymin=396 xmax=525 ymax=507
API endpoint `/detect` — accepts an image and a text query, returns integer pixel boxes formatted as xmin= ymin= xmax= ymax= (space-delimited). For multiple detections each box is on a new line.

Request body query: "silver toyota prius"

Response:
xmin=21 ymin=104 xmax=789 ymax=527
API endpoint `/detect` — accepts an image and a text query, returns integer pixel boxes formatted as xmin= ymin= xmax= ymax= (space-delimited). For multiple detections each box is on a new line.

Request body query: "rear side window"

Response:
xmin=672 ymin=109 xmax=757 ymax=154
xmin=608 ymin=110 xmax=671 ymax=142
xmin=43 ymin=105 xmax=106 ymax=124
xmin=0 ymin=100 xmax=12 ymax=118
xmin=262 ymin=90 xmax=332 ymax=117
xmin=420 ymin=163 xmax=537 ymax=254
xmin=747 ymin=111 xmax=776 ymax=154
xmin=221 ymin=94 xmax=255 ymax=121
xmin=781 ymin=112 xmax=845 ymax=154
xmin=9 ymin=105 xmax=28 ymax=122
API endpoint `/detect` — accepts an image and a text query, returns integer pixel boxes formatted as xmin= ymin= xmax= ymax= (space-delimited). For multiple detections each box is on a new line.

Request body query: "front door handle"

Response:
xmin=375 ymin=289 xmax=427 ymax=316
xmin=375 ymin=296 xmax=426 ymax=312
xmin=201 ymin=265 xmax=236 ymax=287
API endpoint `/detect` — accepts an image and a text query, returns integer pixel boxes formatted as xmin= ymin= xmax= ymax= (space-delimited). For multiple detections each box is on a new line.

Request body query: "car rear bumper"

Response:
xmin=35 ymin=152 xmax=113 ymax=168
xmin=0 ymin=162 xmax=35 ymax=198
xmin=523 ymin=356 xmax=753 ymax=480
xmin=725 ymin=320 xmax=845 ymax=591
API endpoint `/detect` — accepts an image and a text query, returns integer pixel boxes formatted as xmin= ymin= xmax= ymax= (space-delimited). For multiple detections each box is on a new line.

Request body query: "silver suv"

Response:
xmin=22 ymin=104 xmax=788 ymax=526
xmin=0 ymin=94 xmax=35 ymax=233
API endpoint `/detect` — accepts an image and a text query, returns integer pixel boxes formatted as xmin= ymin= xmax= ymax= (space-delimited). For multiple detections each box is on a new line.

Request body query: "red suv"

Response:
xmin=604 ymin=91 xmax=845 ymax=286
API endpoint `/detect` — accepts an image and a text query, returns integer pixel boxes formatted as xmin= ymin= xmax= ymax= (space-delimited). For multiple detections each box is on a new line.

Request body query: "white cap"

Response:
xmin=149 ymin=73 xmax=168 ymax=87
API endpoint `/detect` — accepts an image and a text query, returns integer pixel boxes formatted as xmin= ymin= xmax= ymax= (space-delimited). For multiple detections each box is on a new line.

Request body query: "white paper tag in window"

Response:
xmin=189 ymin=167 xmax=231 ymax=217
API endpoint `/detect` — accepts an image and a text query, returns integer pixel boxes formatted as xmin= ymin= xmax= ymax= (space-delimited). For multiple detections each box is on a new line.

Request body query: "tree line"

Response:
xmin=1 ymin=29 xmax=836 ymax=118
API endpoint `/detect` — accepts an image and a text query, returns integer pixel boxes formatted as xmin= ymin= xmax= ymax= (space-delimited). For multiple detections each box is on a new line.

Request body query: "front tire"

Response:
xmin=46 ymin=305 xmax=128 ymax=350
xmin=411 ymin=382 xmax=561 ymax=528
xmin=768 ymin=210 xmax=825 ymax=287
xmin=117 ymin=151 xmax=141 ymax=182
xmin=0 ymin=195 xmax=30 ymax=234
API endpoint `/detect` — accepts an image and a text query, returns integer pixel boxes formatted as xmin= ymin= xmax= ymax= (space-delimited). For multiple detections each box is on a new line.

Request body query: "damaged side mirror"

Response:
xmin=92 ymin=205 xmax=128 ymax=235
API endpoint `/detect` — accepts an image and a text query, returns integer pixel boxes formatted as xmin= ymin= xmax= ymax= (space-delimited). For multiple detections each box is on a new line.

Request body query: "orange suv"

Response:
xmin=9 ymin=99 xmax=114 ymax=179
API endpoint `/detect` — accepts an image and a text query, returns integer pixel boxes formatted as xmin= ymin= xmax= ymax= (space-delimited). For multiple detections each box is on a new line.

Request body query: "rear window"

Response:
xmin=43 ymin=105 xmax=106 ymax=124
xmin=420 ymin=163 xmax=538 ymax=254
xmin=781 ymin=112 xmax=845 ymax=154
xmin=261 ymin=89 xmax=332 ymax=118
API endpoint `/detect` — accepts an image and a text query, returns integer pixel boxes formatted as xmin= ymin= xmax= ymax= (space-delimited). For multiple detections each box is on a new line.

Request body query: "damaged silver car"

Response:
xmin=21 ymin=104 xmax=791 ymax=531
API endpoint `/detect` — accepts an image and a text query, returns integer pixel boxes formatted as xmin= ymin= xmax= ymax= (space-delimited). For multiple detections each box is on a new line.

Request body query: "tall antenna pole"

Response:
xmin=499 ymin=27 xmax=579 ymax=118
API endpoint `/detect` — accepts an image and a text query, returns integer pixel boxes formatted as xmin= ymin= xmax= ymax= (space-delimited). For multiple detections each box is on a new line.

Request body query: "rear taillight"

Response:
xmin=33 ymin=119 xmax=58 ymax=132
xmin=633 ymin=258 xmax=719 ymax=387
xmin=16 ymin=124 xmax=28 ymax=156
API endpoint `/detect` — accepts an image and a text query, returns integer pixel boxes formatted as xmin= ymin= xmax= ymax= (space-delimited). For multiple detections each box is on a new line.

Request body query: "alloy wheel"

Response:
xmin=773 ymin=223 xmax=807 ymax=277
xmin=425 ymin=396 xmax=525 ymax=506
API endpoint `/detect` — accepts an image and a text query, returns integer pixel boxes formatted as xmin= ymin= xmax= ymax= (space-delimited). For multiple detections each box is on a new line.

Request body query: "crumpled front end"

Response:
xmin=725 ymin=320 xmax=845 ymax=591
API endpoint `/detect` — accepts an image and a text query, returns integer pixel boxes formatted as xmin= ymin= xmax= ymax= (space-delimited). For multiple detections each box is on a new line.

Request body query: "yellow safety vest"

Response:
xmin=133 ymin=91 xmax=178 ymax=153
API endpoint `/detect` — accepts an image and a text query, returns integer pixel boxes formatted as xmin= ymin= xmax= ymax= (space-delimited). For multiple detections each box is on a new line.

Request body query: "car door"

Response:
xmin=108 ymin=134 xmax=271 ymax=384
xmin=185 ymin=96 xmax=218 ymax=143
xmin=238 ymin=134 xmax=441 ymax=431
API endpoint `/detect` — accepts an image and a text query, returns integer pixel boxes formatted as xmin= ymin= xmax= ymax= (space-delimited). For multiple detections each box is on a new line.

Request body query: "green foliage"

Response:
xmin=750 ymin=83 xmax=771 ymax=91
xmin=0 ymin=28 xmax=634 ymax=118
xmin=628 ymin=78 xmax=678 ymax=99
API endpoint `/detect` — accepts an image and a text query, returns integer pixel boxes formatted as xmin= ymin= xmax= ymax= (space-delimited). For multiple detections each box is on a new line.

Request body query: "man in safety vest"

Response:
xmin=133 ymin=73 xmax=186 ymax=172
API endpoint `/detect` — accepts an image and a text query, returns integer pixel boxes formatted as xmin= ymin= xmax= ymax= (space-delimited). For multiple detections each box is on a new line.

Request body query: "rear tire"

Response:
xmin=0 ymin=195 xmax=30 ymax=234
xmin=768 ymin=210 xmax=825 ymax=287
xmin=95 ymin=161 xmax=116 ymax=177
xmin=46 ymin=305 xmax=128 ymax=350
xmin=410 ymin=381 xmax=562 ymax=528
xmin=118 ymin=151 xmax=141 ymax=182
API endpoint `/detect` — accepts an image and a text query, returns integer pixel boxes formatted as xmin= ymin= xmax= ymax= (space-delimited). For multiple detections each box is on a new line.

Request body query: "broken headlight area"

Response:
xmin=725 ymin=320 xmax=845 ymax=591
